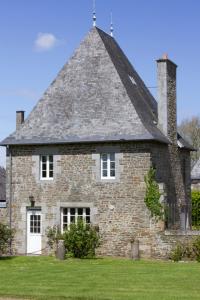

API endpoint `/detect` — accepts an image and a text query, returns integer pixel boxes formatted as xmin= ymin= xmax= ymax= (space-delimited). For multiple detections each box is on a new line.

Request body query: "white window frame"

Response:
xmin=40 ymin=155 xmax=54 ymax=180
xmin=61 ymin=207 xmax=90 ymax=232
xmin=101 ymin=153 xmax=116 ymax=179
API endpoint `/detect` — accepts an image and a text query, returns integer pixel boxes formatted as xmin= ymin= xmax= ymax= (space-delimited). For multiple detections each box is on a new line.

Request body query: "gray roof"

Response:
xmin=1 ymin=27 xmax=169 ymax=146
xmin=0 ymin=27 xmax=192 ymax=149
xmin=0 ymin=167 xmax=6 ymax=201
xmin=191 ymin=158 xmax=200 ymax=180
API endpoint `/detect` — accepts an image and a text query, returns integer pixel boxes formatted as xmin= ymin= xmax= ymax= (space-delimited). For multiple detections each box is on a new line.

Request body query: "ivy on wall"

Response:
xmin=144 ymin=167 xmax=164 ymax=221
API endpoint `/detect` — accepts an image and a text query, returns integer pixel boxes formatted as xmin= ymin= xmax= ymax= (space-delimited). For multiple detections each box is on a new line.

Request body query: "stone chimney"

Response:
xmin=16 ymin=111 xmax=25 ymax=130
xmin=157 ymin=55 xmax=177 ymax=144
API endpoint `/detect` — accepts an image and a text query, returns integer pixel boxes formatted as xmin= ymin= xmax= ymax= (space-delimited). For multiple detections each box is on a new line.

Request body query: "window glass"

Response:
xmin=62 ymin=207 xmax=91 ymax=231
xmin=101 ymin=153 xmax=115 ymax=179
xmin=40 ymin=155 xmax=54 ymax=180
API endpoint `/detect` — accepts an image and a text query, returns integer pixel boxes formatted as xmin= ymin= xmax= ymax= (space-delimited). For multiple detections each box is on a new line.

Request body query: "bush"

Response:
xmin=63 ymin=220 xmax=100 ymax=258
xmin=170 ymin=237 xmax=200 ymax=262
xmin=170 ymin=243 xmax=184 ymax=262
xmin=191 ymin=190 xmax=200 ymax=229
xmin=0 ymin=223 xmax=14 ymax=256
xmin=46 ymin=221 xmax=100 ymax=259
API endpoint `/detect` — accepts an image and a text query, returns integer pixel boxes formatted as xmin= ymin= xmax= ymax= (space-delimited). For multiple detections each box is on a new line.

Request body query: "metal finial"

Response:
xmin=93 ymin=0 xmax=96 ymax=27
xmin=110 ymin=12 xmax=114 ymax=37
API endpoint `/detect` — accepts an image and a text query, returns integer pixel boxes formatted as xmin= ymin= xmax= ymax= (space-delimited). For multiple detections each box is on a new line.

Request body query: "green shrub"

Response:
xmin=170 ymin=237 xmax=200 ymax=262
xmin=170 ymin=243 xmax=184 ymax=262
xmin=46 ymin=221 xmax=100 ymax=259
xmin=144 ymin=167 xmax=163 ymax=220
xmin=63 ymin=219 xmax=100 ymax=258
xmin=191 ymin=190 xmax=200 ymax=229
xmin=0 ymin=223 xmax=14 ymax=256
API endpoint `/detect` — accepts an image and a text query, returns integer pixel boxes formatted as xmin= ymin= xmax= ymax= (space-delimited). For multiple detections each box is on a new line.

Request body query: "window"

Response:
xmin=61 ymin=207 xmax=90 ymax=232
xmin=40 ymin=155 xmax=53 ymax=180
xmin=30 ymin=214 xmax=41 ymax=233
xmin=101 ymin=153 xmax=115 ymax=179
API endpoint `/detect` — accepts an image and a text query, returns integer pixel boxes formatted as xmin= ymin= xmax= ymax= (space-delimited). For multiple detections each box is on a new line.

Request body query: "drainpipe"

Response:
xmin=8 ymin=146 xmax=12 ymax=255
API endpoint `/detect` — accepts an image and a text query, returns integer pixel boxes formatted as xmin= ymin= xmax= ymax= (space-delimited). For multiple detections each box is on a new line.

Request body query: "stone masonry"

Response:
xmin=7 ymin=140 xmax=191 ymax=258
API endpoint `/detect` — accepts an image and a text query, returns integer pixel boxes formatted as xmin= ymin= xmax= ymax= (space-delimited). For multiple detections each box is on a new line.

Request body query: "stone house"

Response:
xmin=0 ymin=26 xmax=194 ymax=257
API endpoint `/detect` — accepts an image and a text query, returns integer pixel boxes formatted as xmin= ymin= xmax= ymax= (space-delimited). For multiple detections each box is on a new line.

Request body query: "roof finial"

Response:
xmin=110 ymin=12 xmax=114 ymax=37
xmin=93 ymin=0 xmax=96 ymax=27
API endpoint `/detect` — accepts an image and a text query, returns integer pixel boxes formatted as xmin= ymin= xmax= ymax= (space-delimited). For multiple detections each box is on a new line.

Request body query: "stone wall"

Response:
xmin=7 ymin=141 xmax=192 ymax=258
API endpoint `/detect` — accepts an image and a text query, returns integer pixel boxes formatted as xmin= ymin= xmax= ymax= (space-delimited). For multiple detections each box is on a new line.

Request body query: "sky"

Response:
xmin=0 ymin=0 xmax=200 ymax=167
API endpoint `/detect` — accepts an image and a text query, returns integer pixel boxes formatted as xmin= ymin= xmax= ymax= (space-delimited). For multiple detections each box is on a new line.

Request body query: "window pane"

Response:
xmin=103 ymin=162 xmax=107 ymax=169
xmin=70 ymin=208 xmax=75 ymax=215
xmin=103 ymin=170 xmax=107 ymax=177
xmin=78 ymin=208 xmax=83 ymax=215
xmin=63 ymin=224 xmax=68 ymax=231
xmin=110 ymin=162 xmax=115 ymax=169
xmin=63 ymin=216 xmax=68 ymax=223
xmin=86 ymin=216 xmax=90 ymax=223
xmin=49 ymin=155 xmax=53 ymax=163
xmin=86 ymin=208 xmax=90 ymax=215
xmin=49 ymin=171 xmax=53 ymax=178
xmin=110 ymin=169 xmax=115 ymax=177
xmin=42 ymin=156 xmax=47 ymax=162
xmin=42 ymin=164 xmax=47 ymax=170
xmin=102 ymin=154 xmax=107 ymax=161
xmin=70 ymin=216 xmax=75 ymax=223
xmin=110 ymin=153 xmax=115 ymax=161
xmin=42 ymin=171 xmax=46 ymax=178
xmin=63 ymin=208 xmax=68 ymax=215
xmin=49 ymin=163 xmax=53 ymax=171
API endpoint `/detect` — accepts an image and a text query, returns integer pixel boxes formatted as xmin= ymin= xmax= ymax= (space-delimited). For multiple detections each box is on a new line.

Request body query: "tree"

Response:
xmin=178 ymin=116 xmax=200 ymax=164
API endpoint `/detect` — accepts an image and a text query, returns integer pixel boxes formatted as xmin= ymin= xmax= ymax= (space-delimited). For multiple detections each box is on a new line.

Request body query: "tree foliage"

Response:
xmin=178 ymin=116 xmax=200 ymax=164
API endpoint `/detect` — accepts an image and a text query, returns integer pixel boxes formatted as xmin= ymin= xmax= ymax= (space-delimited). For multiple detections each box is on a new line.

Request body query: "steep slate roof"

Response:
xmin=0 ymin=167 xmax=6 ymax=201
xmin=191 ymin=158 xmax=200 ymax=180
xmin=1 ymin=26 xmax=169 ymax=146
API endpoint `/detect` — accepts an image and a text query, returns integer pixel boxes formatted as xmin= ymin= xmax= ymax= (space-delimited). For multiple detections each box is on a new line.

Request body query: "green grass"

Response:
xmin=0 ymin=256 xmax=200 ymax=300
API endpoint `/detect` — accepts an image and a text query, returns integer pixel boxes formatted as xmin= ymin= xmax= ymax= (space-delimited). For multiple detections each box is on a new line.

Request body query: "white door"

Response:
xmin=27 ymin=210 xmax=42 ymax=255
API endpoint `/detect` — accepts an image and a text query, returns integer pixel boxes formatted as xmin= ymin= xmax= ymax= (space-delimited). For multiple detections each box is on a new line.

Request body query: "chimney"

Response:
xmin=16 ymin=111 xmax=25 ymax=130
xmin=157 ymin=55 xmax=177 ymax=143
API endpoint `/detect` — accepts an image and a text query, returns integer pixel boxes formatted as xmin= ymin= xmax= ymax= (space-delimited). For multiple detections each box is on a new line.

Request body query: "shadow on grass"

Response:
xmin=0 ymin=256 xmax=16 ymax=261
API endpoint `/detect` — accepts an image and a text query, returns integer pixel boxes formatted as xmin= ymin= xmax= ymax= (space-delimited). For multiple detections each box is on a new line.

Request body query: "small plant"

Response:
xmin=63 ymin=219 xmax=100 ymax=258
xmin=144 ymin=167 xmax=163 ymax=220
xmin=46 ymin=225 xmax=63 ymax=250
xmin=0 ymin=223 xmax=14 ymax=256
xmin=170 ymin=243 xmax=184 ymax=262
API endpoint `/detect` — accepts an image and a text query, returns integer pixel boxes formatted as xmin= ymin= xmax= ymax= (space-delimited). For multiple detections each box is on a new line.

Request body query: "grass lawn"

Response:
xmin=0 ymin=256 xmax=200 ymax=300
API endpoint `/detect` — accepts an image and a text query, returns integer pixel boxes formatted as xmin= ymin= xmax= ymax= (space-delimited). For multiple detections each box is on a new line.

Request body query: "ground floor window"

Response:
xmin=61 ymin=207 xmax=90 ymax=231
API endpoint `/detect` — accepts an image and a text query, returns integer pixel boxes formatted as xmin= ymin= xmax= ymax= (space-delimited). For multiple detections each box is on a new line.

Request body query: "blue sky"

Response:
xmin=0 ymin=0 xmax=200 ymax=167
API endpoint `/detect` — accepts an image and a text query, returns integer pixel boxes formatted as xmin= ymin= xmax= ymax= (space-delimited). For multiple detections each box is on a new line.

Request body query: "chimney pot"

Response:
xmin=16 ymin=111 xmax=25 ymax=130
xmin=162 ymin=53 xmax=168 ymax=59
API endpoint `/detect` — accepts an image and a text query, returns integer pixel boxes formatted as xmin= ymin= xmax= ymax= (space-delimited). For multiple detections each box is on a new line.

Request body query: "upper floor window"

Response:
xmin=101 ymin=153 xmax=115 ymax=179
xmin=40 ymin=155 xmax=53 ymax=180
